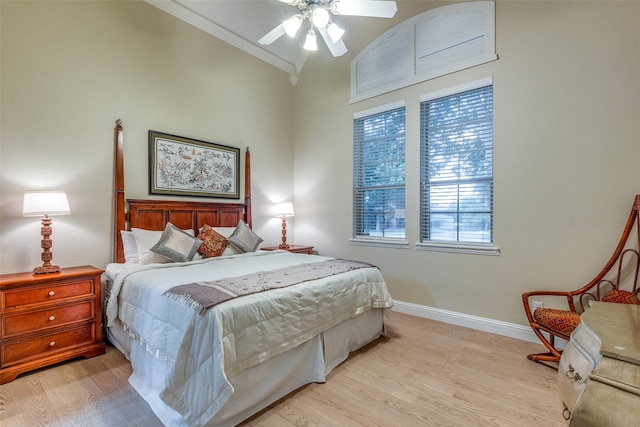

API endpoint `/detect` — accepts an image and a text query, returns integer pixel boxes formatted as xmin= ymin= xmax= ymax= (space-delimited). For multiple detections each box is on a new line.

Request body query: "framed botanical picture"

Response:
xmin=148 ymin=130 xmax=240 ymax=199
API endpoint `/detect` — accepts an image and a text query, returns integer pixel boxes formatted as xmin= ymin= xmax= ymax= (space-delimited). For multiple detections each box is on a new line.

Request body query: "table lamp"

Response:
xmin=274 ymin=202 xmax=294 ymax=249
xmin=23 ymin=190 xmax=71 ymax=274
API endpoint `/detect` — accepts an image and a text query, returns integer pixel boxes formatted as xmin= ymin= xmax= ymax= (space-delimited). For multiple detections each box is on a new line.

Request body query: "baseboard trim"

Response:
xmin=391 ymin=300 xmax=540 ymax=344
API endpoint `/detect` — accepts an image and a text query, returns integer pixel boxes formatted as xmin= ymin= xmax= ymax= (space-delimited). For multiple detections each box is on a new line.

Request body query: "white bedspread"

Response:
xmin=105 ymin=251 xmax=393 ymax=426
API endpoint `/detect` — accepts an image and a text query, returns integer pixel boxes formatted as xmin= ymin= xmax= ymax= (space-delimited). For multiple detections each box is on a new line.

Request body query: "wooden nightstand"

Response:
xmin=0 ymin=265 xmax=106 ymax=384
xmin=261 ymin=245 xmax=315 ymax=254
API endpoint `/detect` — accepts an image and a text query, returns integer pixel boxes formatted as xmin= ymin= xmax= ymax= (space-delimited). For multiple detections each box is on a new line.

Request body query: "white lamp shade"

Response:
xmin=283 ymin=15 xmax=302 ymax=37
xmin=327 ymin=22 xmax=345 ymax=43
xmin=274 ymin=202 xmax=294 ymax=217
xmin=303 ymin=30 xmax=318 ymax=51
xmin=312 ymin=8 xmax=330 ymax=28
xmin=23 ymin=191 xmax=71 ymax=217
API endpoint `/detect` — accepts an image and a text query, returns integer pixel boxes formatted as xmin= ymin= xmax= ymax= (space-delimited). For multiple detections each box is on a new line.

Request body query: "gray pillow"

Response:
xmin=151 ymin=222 xmax=202 ymax=262
xmin=227 ymin=219 xmax=263 ymax=253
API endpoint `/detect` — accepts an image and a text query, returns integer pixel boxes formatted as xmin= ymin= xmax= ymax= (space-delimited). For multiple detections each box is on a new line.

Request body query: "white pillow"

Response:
xmin=213 ymin=227 xmax=236 ymax=238
xmin=120 ymin=230 xmax=139 ymax=264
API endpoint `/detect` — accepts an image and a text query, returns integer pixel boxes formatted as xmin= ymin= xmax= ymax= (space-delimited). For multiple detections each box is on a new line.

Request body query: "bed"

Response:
xmin=104 ymin=120 xmax=394 ymax=426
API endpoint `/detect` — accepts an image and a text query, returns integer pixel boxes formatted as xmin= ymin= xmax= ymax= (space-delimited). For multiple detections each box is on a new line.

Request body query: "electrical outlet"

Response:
xmin=532 ymin=301 xmax=544 ymax=310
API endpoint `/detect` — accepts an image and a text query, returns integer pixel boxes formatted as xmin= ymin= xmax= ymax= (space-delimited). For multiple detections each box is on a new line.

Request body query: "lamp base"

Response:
xmin=33 ymin=215 xmax=60 ymax=274
xmin=279 ymin=216 xmax=291 ymax=250
xmin=33 ymin=265 xmax=61 ymax=274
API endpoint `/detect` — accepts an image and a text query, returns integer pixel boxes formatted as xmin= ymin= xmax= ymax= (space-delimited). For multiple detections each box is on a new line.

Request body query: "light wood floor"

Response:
xmin=0 ymin=311 xmax=565 ymax=426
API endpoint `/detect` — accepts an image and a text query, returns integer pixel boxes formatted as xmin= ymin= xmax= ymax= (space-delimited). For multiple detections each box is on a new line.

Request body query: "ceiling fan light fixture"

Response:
xmin=327 ymin=22 xmax=345 ymax=43
xmin=311 ymin=7 xmax=330 ymax=28
xmin=283 ymin=15 xmax=303 ymax=37
xmin=303 ymin=29 xmax=318 ymax=51
xmin=259 ymin=0 xmax=397 ymax=60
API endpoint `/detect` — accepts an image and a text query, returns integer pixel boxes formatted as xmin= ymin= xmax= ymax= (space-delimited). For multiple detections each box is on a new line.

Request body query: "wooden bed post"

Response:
xmin=114 ymin=119 xmax=125 ymax=263
xmin=635 ymin=194 xmax=640 ymax=247
xmin=245 ymin=147 xmax=252 ymax=228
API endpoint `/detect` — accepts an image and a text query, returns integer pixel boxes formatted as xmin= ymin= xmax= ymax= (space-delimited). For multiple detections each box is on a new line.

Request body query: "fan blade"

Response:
xmin=258 ymin=24 xmax=286 ymax=45
xmin=318 ymin=27 xmax=348 ymax=57
xmin=332 ymin=0 xmax=397 ymax=18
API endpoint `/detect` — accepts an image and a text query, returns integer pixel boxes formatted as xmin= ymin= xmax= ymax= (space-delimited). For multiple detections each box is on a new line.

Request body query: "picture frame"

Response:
xmin=148 ymin=130 xmax=240 ymax=199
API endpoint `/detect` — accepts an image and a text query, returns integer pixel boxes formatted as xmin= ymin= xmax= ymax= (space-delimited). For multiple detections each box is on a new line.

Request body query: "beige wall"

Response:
xmin=1 ymin=1 xmax=638 ymax=328
xmin=0 ymin=1 xmax=294 ymax=274
xmin=292 ymin=1 xmax=640 ymax=325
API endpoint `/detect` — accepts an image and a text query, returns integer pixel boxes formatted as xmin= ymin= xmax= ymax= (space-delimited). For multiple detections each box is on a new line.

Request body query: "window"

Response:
xmin=420 ymin=81 xmax=496 ymax=254
xmin=353 ymin=103 xmax=406 ymax=243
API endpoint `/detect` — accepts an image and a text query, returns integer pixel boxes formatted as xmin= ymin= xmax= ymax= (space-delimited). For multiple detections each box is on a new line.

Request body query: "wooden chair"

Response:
xmin=522 ymin=194 xmax=640 ymax=364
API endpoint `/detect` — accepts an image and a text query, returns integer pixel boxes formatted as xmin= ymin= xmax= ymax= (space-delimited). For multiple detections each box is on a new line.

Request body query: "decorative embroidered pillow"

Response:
xmin=215 ymin=227 xmax=243 ymax=255
xmin=197 ymin=225 xmax=229 ymax=258
xmin=222 ymin=243 xmax=243 ymax=256
xmin=150 ymin=222 xmax=202 ymax=263
xmin=227 ymin=219 xmax=263 ymax=253
xmin=132 ymin=228 xmax=172 ymax=264
xmin=132 ymin=227 xmax=196 ymax=264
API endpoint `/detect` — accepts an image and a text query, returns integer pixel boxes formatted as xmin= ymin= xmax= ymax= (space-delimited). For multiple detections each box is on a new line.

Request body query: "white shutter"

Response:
xmin=414 ymin=6 xmax=489 ymax=76
xmin=354 ymin=28 xmax=409 ymax=96
xmin=351 ymin=1 xmax=496 ymax=103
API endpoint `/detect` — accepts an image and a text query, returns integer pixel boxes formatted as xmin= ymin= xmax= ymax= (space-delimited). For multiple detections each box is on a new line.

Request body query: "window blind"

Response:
xmin=354 ymin=106 xmax=406 ymax=239
xmin=420 ymin=85 xmax=494 ymax=244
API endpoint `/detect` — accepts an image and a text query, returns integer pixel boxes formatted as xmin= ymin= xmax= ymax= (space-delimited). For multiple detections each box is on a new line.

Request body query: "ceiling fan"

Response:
xmin=259 ymin=0 xmax=398 ymax=57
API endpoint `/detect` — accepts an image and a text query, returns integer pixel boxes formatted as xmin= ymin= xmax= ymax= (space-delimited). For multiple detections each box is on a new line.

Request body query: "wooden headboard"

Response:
xmin=113 ymin=120 xmax=252 ymax=263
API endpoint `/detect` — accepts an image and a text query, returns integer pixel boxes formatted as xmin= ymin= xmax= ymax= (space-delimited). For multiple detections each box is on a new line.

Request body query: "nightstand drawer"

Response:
xmin=2 ymin=279 xmax=94 ymax=309
xmin=1 ymin=324 xmax=95 ymax=367
xmin=2 ymin=301 xmax=94 ymax=337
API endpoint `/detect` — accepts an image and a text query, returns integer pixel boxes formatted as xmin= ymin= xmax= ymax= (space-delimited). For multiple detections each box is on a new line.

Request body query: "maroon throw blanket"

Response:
xmin=163 ymin=258 xmax=377 ymax=313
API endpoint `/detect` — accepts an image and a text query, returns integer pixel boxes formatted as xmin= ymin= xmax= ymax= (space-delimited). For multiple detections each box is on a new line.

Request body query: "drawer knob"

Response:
xmin=566 ymin=364 xmax=582 ymax=381
xmin=48 ymin=315 xmax=55 ymax=321
xmin=49 ymin=341 xmax=56 ymax=347
xmin=48 ymin=290 xmax=55 ymax=296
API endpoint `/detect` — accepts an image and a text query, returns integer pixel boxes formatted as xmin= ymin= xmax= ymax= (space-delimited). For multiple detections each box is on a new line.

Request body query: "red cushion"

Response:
xmin=197 ymin=225 xmax=228 ymax=258
xmin=533 ymin=308 xmax=581 ymax=335
xmin=601 ymin=289 xmax=640 ymax=305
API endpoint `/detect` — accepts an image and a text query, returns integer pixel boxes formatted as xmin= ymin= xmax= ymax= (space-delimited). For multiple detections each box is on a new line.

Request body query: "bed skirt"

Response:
xmin=107 ymin=307 xmax=385 ymax=426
